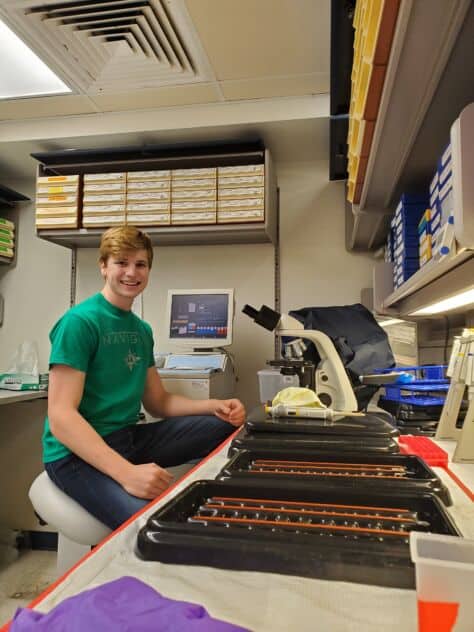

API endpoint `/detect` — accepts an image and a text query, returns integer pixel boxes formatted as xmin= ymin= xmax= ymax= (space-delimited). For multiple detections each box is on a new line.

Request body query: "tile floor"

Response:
xmin=0 ymin=549 xmax=57 ymax=626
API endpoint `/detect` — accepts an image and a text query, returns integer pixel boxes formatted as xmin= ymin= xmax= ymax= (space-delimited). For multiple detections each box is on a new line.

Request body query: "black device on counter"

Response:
xmin=136 ymin=479 xmax=459 ymax=588
xmin=228 ymin=425 xmax=400 ymax=456
xmin=216 ymin=449 xmax=452 ymax=506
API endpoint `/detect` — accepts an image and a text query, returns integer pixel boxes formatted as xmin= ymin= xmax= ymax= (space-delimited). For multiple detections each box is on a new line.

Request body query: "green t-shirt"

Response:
xmin=43 ymin=293 xmax=154 ymax=463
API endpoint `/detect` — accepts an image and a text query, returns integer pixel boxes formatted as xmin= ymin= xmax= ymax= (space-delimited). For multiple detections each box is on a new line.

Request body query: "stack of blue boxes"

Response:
xmin=429 ymin=142 xmax=454 ymax=254
xmin=390 ymin=194 xmax=428 ymax=289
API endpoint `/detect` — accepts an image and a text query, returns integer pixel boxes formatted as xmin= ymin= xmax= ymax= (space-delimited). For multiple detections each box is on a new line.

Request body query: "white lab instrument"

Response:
xmin=243 ymin=304 xmax=358 ymax=413
xmin=435 ymin=328 xmax=474 ymax=462
xmin=158 ymin=352 xmax=235 ymax=400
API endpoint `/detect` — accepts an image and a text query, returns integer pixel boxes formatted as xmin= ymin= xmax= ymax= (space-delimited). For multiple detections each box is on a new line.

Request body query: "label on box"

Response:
xmin=218 ymin=175 xmax=264 ymax=188
xmin=429 ymin=171 xmax=439 ymax=195
xmin=218 ymin=198 xmax=264 ymax=210
xmin=171 ymin=178 xmax=216 ymax=190
xmin=127 ymin=170 xmax=171 ymax=181
xmin=218 ymin=164 xmax=264 ymax=176
xmin=83 ymin=173 xmax=126 ymax=182
xmin=37 ymin=175 xmax=79 ymax=184
xmin=172 ymin=168 xmax=217 ymax=179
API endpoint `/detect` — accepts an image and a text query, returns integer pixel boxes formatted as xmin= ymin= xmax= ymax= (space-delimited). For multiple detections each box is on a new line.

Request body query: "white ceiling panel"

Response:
xmin=220 ymin=72 xmax=329 ymax=100
xmin=90 ymin=83 xmax=220 ymax=111
xmin=185 ymin=0 xmax=330 ymax=80
xmin=0 ymin=94 xmax=97 ymax=120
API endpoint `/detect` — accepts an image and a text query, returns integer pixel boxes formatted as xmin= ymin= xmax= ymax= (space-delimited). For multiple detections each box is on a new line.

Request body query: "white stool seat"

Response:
xmin=29 ymin=471 xmax=111 ymax=545
xmin=29 ymin=471 xmax=111 ymax=575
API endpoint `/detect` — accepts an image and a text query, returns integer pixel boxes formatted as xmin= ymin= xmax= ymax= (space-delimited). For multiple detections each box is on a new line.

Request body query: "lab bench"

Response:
xmin=1 ymin=431 xmax=473 ymax=632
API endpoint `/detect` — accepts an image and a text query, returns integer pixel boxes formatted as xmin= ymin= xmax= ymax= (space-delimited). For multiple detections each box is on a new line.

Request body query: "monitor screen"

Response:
xmin=166 ymin=289 xmax=234 ymax=348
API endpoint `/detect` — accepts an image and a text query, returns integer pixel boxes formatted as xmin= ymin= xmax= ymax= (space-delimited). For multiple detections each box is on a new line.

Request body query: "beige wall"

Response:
xmin=278 ymin=159 xmax=374 ymax=312
xmin=0 ymin=179 xmax=71 ymax=373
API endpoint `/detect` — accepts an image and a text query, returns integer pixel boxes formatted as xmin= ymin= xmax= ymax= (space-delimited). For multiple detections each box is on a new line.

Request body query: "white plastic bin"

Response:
xmin=257 ymin=369 xmax=298 ymax=404
xmin=410 ymin=531 xmax=474 ymax=631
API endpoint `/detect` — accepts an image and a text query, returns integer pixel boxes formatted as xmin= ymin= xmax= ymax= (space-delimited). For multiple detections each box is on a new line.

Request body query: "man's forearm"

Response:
xmin=49 ymin=409 xmax=132 ymax=484
xmin=148 ymin=392 xmax=218 ymax=419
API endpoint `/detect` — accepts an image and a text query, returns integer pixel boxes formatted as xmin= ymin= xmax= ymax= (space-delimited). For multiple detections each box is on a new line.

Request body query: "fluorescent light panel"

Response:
xmin=410 ymin=288 xmax=474 ymax=316
xmin=0 ymin=20 xmax=71 ymax=99
xmin=378 ymin=318 xmax=405 ymax=327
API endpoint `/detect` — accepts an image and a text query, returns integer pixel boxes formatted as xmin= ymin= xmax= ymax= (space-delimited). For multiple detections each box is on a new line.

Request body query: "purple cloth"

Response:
xmin=11 ymin=576 xmax=249 ymax=632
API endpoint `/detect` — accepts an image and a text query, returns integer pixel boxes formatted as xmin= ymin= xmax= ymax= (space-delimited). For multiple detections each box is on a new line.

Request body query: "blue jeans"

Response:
xmin=45 ymin=415 xmax=233 ymax=530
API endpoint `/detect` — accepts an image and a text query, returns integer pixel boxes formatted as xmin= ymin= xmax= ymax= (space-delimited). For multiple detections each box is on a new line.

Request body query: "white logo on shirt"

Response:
xmin=125 ymin=349 xmax=141 ymax=371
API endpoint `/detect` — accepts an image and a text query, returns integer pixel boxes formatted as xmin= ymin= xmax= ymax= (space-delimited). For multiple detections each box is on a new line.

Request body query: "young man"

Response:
xmin=43 ymin=225 xmax=245 ymax=530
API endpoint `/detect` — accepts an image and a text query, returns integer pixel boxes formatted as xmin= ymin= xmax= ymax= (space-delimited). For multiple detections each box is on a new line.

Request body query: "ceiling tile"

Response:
xmin=220 ymin=73 xmax=329 ymax=100
xmin=185 ymin=0 xmax=329 ymax=80
xmin=0 ymin=95 xmax=96 ymax=120
xmin=91 ymin=84 xmax=221 ymax=111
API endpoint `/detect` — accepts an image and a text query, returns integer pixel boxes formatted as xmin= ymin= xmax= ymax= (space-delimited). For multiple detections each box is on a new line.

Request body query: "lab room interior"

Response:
xmin=0 ymin=0 xmax=473 ymax=630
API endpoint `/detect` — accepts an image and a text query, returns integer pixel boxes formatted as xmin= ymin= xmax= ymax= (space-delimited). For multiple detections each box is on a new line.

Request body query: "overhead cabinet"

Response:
xmin=32 ymin=143 xmax=277 ymax=247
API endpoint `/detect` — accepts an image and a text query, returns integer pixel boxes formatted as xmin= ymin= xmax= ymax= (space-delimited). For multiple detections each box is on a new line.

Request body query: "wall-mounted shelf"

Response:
xmin=374 ymin=250 xmax=474 ymax=316
xmin=0 ymin=184 xmax=30 ymax=207
xmin=38 ymin=221 xmax=275 ymax=249
xmin=348 ymin=0 xmax=474 ymax=251
xmin=33 ymin=140 xmax=278 ymax=247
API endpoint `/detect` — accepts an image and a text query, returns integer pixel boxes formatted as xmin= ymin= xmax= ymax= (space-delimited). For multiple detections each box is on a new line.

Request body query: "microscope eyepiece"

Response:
xmin=242 ymin=304 xmax=281 ymax=332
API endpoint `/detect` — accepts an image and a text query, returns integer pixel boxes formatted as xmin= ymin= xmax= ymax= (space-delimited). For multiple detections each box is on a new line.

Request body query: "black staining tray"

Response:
xmin=229 ymin=426 xmax=400 ymax=456
xmin=216 ymin=449 xmax=452 ymax=506
xmin=246 ymin=407 xmax=399 ymax=437
xmin=136 ymin=480 xmax=459 ymax=588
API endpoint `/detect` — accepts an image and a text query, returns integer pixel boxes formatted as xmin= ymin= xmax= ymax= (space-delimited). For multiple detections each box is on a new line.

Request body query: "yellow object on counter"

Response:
xmin=271 ymin=387 xmax=325 ymax=409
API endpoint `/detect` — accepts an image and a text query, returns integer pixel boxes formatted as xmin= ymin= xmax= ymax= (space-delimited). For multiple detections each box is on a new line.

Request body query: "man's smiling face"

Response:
xmin=100 ymin=249 xmax=150 ymax=309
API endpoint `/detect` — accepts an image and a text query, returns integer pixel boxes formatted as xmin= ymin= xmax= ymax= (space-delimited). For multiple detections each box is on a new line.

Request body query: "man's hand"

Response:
xmin=214 ymin=399 xmax=246 ymax=427
xmin=120 ymin=463 xmax=173 ymax=500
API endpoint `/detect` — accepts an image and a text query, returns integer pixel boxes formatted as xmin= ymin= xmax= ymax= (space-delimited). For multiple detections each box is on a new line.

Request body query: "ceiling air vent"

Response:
xmin=0 ymin=0 xmax=213 ymax=93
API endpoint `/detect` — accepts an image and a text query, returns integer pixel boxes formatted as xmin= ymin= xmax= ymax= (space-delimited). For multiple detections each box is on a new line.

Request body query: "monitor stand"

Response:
xmin=158 ymin=350 xmax=235 ymax=400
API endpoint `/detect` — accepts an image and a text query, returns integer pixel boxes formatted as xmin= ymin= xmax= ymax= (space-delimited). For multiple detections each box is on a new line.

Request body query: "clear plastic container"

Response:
xmin=257 ymin=369 xmax=298 ymax=404
xmin=410 ymin=531 xmax=474 ymax=631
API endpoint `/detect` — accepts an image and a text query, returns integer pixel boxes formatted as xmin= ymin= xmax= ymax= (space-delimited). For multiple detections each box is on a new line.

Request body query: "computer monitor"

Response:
xmin=165 ymin=289 xmax=234 ymax=349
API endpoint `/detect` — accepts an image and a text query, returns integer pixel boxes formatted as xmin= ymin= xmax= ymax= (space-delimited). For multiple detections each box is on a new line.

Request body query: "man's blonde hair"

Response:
xmin=99 ymin=225 xmax=154 ymax=267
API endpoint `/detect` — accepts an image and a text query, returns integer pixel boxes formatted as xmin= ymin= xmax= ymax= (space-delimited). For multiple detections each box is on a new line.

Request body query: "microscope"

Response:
xmin=243 ymin=303 xmax=358 ymax=414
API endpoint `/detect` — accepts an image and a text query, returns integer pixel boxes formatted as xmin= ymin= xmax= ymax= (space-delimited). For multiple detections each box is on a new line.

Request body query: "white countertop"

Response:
xmin=0 ymin=389 xmax=47 ymax=405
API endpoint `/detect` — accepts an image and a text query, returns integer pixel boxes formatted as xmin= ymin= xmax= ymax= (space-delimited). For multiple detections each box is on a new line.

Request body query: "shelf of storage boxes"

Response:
xmin=425 ymin=142 xmax=455 ymax=263
xmin=37 ymin=164 xmax=266 ymax=231
xmin=0 ymin=217 xmax=15 ymax=263
xmin=384 ymin=140 xmax=457 ymax=292
xmin=385 ymin=194 xmax=428 ymax=290
xmin=35 ymin=175 xmax=80 ymax=229
xmin=217 ymin=164 xmax=265 ymax=223
xmin=347 ymin=0 xmax=400 ymax=204
xmin=171 ymin=168 xmax=216 ymax=225
xmin=127 ymin=170 xmax=171 ymax=226
xmin=82 ymin=172 xmax=126 ymax=228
